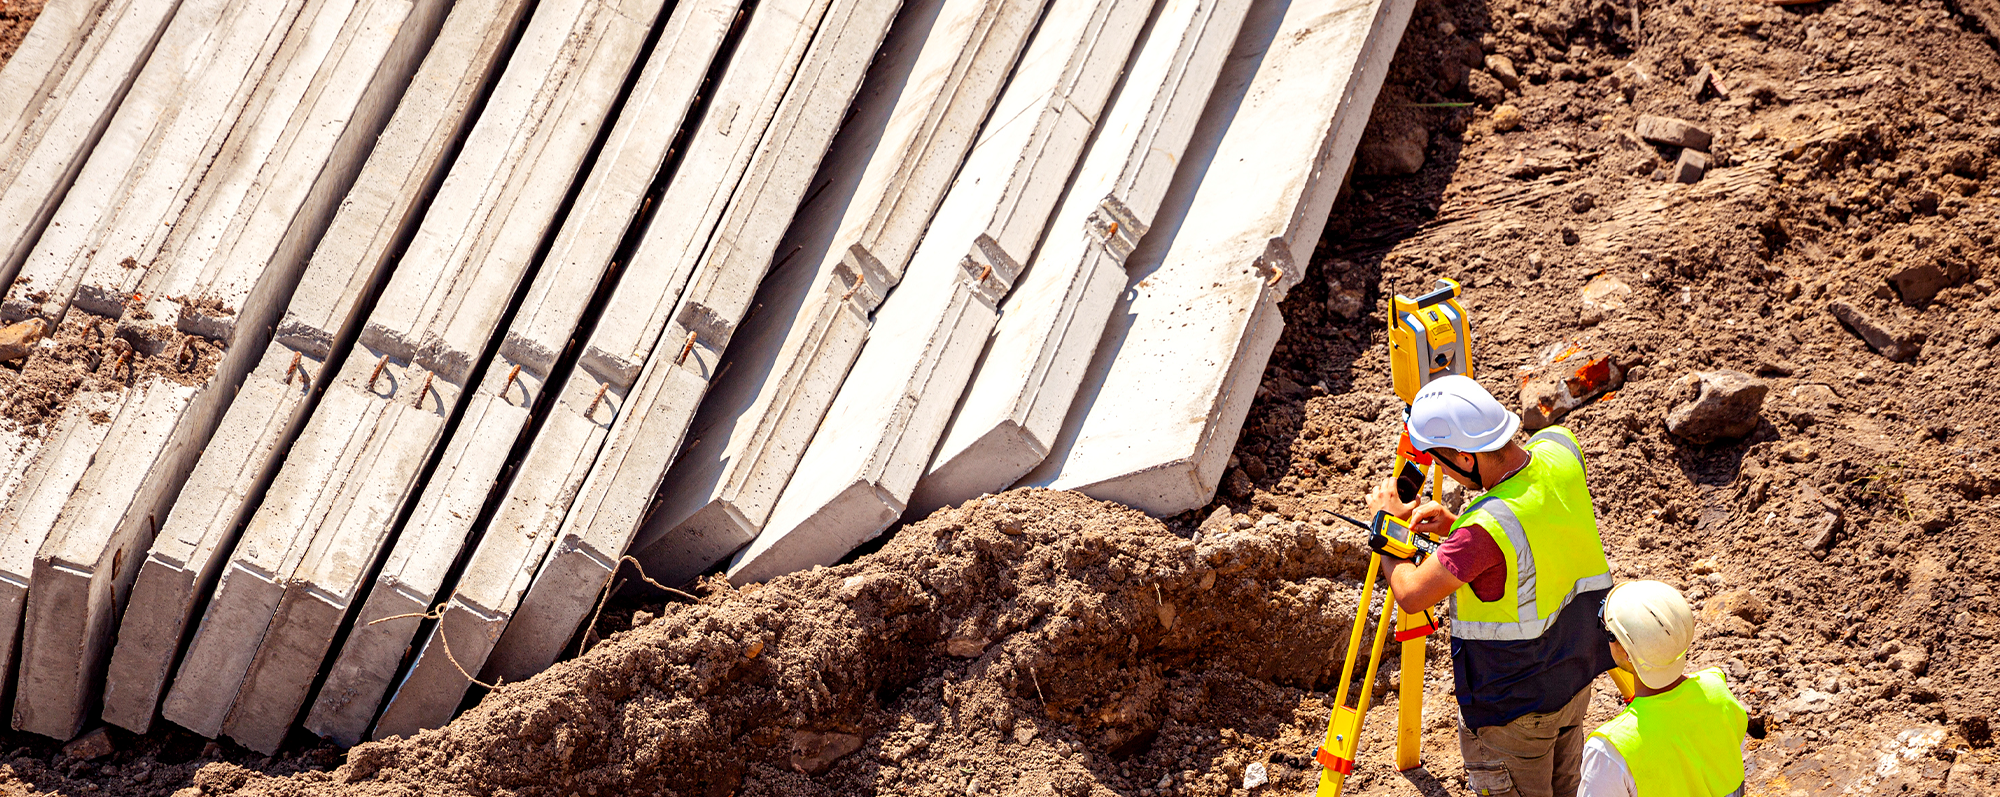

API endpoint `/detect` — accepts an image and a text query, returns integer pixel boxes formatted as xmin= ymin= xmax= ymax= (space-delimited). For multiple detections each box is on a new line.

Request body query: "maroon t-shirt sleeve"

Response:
xmin=1435 ymin=523 xmax=1507 ymax=603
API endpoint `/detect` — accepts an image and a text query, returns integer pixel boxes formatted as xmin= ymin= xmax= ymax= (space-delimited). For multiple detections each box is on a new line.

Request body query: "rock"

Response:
xmin=1687 ymin=65 xmax=1730 ymax=99
xmin=1484 ymin=55 xmax=1521 ymax=91
xmin=1519 ymin=353 xmax=1625 ymax=430
xmin=1468 ymin=70 xmax=1507 ymax=105
xmin=1198 ymin=506 xmax=1234 ymax=536
xmin=1828 ymin=300 xmax=1923 ymax=362
xmin=1888 ymin=644 xmax=1931 ymax=675
xmin=1579 ymin=276 xmax=1633 ymax=325
xmin=1796 ymin=481 xmax=1843 ymax=555
xmin=1784 ymin=689 xmax=1836 ymax=714
xmin=1673 ymin=148 xmax=1710 ymax=183
xmin=1491 ymin=104 xmax=1523 ymax=132
xmin=790 ymin=731 xmax=865 ymax=774
xmin=1664 ymin=370 xmax=1767 ymax=443
xmin=1222 ymin=468 xmax=1254 ymax=500
xmin=1703 ymin=589 xmax=1769 ymax=631
xmin=946 ymin=635 xmax=990 ymax=658
xmin=1774 ymin=439 xmax=1814 ymax=462
xmin=1325 ymin=284 xmax=1363 ymax=319
xmin=1357 ymin=113 xmax=1428 ymax=175
xmin=1886 ymin=256 xmax=1973 ymax=306
xmin=1635 ymin=114 xmax=1714 ymax=150
xmin=631 ymin=610 xmax=654 ymax=627
xmin=1242 ymin=762 xmax=1269 ymax=789
xmin=998 ymin=516 xmax=1026 ymax=535
xmin=0 ymin=317 xmax=49 ymax=362
xmin=62 ymin=728 xmax=114 ymax=761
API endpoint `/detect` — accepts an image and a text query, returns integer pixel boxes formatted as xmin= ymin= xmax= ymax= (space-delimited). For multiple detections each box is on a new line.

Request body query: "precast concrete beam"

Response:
xmin=1 ymin=0 xmax=305 ymax=326
xmin=305 ymin=0 xmax=738 ymax=745
xmin=102 ymin=0 xmax=535 ymax=735
xmin=0 ymin=0 xmax=183 ymax=289
xmin=210 ymin=0 xmax=664 ymax=754
xmin=633 ymin=0 xmax=1046 ymax=583
xmin=727 ymin=0 xmax=1149 ymax=583
xmin=371 ymin=0 xmax=852 ymax=737
xmin=1018 ymin=0 xmax=1414 ymax=514
xmin=159 ymin=0 xmax=661 ymax=751
xmin=9 ymin=0 xmax=456 ymax=740
xmin=912 ymin=0 xmax=1251 ymax=514
xmin=483 ymin=0 xmax=902 ymax=684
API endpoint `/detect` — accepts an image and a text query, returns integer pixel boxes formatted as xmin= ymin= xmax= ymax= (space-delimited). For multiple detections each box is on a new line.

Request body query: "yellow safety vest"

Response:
xmin=1447 ymin=426 xmax=1612 ymax=640
xmin=1589 ymin=668 xmax=1748 ymax=797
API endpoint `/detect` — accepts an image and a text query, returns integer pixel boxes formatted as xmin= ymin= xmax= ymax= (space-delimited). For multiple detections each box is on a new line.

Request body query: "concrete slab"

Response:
xmin=372 ymin=0 xmax=851 ymax=735
xmin=633 ymin=0 xmax=1045 ymax=584
xmin=208 ymin=0 xmax=664 ymax=754
xmin=304 ymin=0 xmax=738 ymax=745
xmin=727 ymin=0 xmax=1148 ymax=583
xmin=1016 ymin=0 xmax=1414 ymax=514
xmin=1 ymin=0 xmax=305 ymax=325
xmin=0 ymin=0 xmax=182 ymax=288
xmin=101 ymin=0 xmax=533 ymax=735
xmin=912 ymin=0 xmax=1251 ymax=514
xmin=481 ymin=0 xmax=902 ymax=685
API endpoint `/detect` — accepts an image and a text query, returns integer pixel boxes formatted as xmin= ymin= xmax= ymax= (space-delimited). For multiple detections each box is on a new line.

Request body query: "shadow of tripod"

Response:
xmin=1398 ymin=767 xmax=1454 ymax=797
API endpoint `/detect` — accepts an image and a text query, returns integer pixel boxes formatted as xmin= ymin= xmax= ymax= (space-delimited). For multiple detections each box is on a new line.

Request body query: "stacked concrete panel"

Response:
xmin=471 ymin=0 xmax=904 ymax=694
xmin=1018 ymin=0 xmax=1414 ymax=513
xmin=911 ymin=0 xmax=1251 ymax=514
xmin=0 ymin=0 xmax=183 ymax=287
xmin=156 ymin=0 xmax=665 ymax=753
xmin=302 ymin=0 xmax=741 ymax=745
xmin=102 ymin=0 xmax=538 ymax=735
xmin=727 ymin=0 xmax=1152 ymax=583
xmin=365 ymin=0 xmax=869 ymax=736
xmin=1 ymin=0 xmax=451 ymax=740
xmin=630 ymin=0 xmax=1048 ymax=585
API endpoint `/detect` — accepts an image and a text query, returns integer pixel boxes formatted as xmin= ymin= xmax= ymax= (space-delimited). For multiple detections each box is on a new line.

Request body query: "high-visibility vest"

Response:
xmin=1589 ymin=668 xmax=1749 ymax=797
xmin=1447 ymin=426 xmax=1614 ymax=640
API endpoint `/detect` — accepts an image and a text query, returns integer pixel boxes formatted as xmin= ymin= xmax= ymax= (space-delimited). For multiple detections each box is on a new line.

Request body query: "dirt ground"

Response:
xmin=2 ymin=0 xmax=2000 ymax=789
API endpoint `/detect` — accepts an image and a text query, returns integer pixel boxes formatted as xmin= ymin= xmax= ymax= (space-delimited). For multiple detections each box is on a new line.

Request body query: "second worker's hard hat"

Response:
xmin=1405 ymin=374 xmax=1520 ymax=453
xmin=1602 ymin=580 xmax=1695 ymax=689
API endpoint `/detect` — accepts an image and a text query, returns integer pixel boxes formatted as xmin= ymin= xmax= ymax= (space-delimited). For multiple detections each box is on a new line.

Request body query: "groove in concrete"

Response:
xmin=101 ymin=0 xmax=534 ymax=736
xmin=483 ymin=0 xmax=904 ymax=684
xmin=633 ymin=0 xmax=1046 ymax=585
xmin=0 ymin=0 xmax=184 ymax=290
xmin=912 ymin=0 xmax=1251 ymax=514
xmin=1017 ymin=0 xmax=1415 ymax=514
xmin=305 ymin=0 xmax=738 ymax=745
xmin=158 ymin=0 xmax=662 ymax=750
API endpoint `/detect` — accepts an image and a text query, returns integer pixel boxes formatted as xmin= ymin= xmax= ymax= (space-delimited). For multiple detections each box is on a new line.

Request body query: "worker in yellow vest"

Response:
xmin=1580 ymin=580 xmax=1749 ymax=797
xmin=1365 ymin=374 xmax=1616 ymax=797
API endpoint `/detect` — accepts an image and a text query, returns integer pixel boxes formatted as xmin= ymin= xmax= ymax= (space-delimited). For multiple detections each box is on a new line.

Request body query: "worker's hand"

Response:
xmin=1408 ymin=502 xmax=1457 ymax=538
xmin=1366 ymin=476 xmax=1415 ymax=521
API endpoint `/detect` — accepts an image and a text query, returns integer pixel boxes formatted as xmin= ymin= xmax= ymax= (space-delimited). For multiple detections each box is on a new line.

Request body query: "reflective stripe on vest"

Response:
xmin=1589 ymin=668 xmax=1749 ymax=797
xmin=1448 ymin=426 xmax=1612 ymax=641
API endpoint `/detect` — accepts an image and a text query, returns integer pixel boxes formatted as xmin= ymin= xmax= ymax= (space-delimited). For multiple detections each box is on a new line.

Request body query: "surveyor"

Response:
xmin=1579 ymin=580 xmax=1749 ymax=797
xmin=1363 ymin=373 xmax=1615 ymax=797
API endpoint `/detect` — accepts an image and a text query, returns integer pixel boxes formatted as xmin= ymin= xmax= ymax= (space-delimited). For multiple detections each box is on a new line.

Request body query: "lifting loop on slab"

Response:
xmin=367 ymin=354 xmax=389 ymax=392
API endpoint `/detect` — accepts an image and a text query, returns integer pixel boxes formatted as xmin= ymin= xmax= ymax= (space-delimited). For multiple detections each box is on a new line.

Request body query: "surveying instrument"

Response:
xmin=1312 ymin=278 xmax=1470 ymax=795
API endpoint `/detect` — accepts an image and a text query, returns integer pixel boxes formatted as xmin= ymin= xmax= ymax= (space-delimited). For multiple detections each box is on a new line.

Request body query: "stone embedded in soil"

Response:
xmin=1636 ymin=114 xmax=1713 ymax=151
xmin=1664 ymin=370 xmax=1767 ymax=443
xmin=1673 ymin=148 xmax=1710 ymax=183
xmin=1885 ymin=254 xmax=1973 ymax=305
xmin=1491 ymin=103 xmax=1522 ymax=131
xmin=790 ymin=730 xmax=864 ymax=774
xmin=1579 ymin=276 xmax=1632 ymax=325
xmin=60 ymin=727 xmax=113 ymax=760
xmin=1702 ymin=589 xmax=1768 ymax=638
xmin=1484 ymin=54 xmax=1520 ymax=91
xmin=1357 ymin=112 xmax=1428 ymax=175
xmin=1828 ymin=300 xmax=1923 ymax=362
xmin=1519 ymin=353 xmax=1624 ymax=430
xmin=0 ymin=317 xmax=48 ymax=361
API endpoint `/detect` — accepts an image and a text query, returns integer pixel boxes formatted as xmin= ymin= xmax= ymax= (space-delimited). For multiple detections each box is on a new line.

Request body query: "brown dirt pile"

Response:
xmin=1 ymin=312 xmax=225 ymax=431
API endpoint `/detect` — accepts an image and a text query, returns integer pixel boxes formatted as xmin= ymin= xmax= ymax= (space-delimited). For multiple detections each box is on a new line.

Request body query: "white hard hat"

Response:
xmin=1405 ymin=375 xmax=1520 ymax=454
xmin=1602 ymin=580 xmax=1695 ymax=690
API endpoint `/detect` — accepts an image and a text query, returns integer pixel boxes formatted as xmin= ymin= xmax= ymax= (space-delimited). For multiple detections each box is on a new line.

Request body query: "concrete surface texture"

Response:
xmin=307 ymin=0 xmax=737 ymax=745
xmin=483 ymin=0 xmax=901 ymax=685
xmin=728 ymin=0 xmax=1149 ymax=584
xmin=101 ymin=0 xmax=534 ymax=736
xmin=157 ymin=0 xmax=660 ymax=753
xmin=632 ymin=0 xmax=1047 ymax=585
xmin=912 ymin=0 xmax=1252 ymax=515
xmin=371 ymin=0 xmax=847 ymax=735
xmin=0 ymin=0 xmax=183 ymax=290
xmin=8 ymin=0 xmax=453 ymax=742
xmin=1017 ymin=0 xmax=1414 ymax=514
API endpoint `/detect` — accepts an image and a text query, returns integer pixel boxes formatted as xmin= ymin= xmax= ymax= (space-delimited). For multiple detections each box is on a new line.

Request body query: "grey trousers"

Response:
xmin=1457 ymin=685 xmax=1594 ymax=797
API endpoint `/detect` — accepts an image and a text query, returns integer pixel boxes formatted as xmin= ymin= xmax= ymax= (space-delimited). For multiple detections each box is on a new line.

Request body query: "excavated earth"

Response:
xmin=2 ymin=0 xmax=1999 ymax=789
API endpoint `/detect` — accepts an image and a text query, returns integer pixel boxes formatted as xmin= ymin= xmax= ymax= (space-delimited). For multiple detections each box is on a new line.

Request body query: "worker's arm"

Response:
xmin=1382 ymin=554 xmax=1466 ymax=615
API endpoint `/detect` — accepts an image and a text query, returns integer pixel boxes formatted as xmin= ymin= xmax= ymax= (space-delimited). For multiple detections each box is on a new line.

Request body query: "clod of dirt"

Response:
xmin=1664 ymin=370 xmax=1767 ymax=443
xmin=0 ymin=316 xmax=47 ymax=362
xmin=1828 ymin=300 xmax=1923 ymax=362
xmin=1578 ymin=276 xmax=1632 ymax=326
